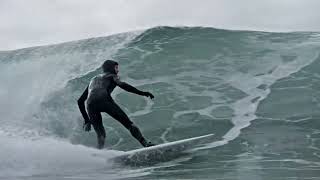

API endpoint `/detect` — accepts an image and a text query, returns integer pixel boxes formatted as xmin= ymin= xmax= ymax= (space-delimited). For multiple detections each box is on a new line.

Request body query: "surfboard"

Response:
xmin=112 ymin=133 xmax=214 ymax=166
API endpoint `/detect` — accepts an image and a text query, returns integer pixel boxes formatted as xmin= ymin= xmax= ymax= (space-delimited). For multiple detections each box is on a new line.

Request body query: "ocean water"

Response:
xmin=1 ymin=26 xmax=320 ymax=180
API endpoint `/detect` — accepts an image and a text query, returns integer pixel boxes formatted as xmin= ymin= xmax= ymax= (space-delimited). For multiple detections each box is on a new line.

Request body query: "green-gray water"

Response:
xmin=1 ymin=27 xmax=319 ymax=179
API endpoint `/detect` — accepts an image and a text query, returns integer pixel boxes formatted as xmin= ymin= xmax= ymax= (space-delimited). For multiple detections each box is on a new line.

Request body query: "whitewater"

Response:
xmin=0 ymin=26 xmax=320 ymax=180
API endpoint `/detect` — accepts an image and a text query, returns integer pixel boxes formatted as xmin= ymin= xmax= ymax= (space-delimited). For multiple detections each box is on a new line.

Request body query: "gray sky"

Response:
xmin=1 ymin=0 xmax=320 ymax=50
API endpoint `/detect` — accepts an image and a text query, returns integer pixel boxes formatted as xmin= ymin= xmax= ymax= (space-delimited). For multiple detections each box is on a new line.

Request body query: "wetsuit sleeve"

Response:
xmin=112 ymin=75 xmax=145 ymax=96
xmin=77 ymin=86 xmax=90 ymax=123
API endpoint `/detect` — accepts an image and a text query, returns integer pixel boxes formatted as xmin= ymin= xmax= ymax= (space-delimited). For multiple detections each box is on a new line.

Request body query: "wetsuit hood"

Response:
xmin=102 ymin=60 xmax=118 ymax=74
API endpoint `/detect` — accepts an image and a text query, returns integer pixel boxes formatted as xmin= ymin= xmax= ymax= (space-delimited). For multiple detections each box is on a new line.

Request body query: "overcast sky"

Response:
xmin=1 ymin=0 xmax=320 ymax=50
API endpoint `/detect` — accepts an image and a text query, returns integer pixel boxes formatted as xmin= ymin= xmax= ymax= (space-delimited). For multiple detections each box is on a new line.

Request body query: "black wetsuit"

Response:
xmin=77 ymin=60 xmax=154 ymax=149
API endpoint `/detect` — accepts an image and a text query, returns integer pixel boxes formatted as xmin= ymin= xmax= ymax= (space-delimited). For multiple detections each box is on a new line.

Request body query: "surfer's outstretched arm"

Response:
xmin=112 ymin=75 xmax=154 ymax=99
xmin=77 ymin=86 xmax=90 ymax=124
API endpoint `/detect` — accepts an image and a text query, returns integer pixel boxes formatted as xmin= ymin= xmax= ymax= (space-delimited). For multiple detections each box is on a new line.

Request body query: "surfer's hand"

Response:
xmin=83 ymin=122 xmax=91 ymax=132
xmin=143 ymin=91 xmax=154 ymax=99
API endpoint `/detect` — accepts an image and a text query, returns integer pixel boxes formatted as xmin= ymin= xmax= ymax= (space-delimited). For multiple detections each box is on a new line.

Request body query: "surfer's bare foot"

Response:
xmin=142 ymin=140 xmax=155 ymax=147
xmin=97 ymin=136 xmax=105 ymax=149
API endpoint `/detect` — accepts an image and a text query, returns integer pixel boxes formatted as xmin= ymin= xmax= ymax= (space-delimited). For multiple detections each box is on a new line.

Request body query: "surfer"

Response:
xmin=77 ymin=60 xmax=155 ymax=149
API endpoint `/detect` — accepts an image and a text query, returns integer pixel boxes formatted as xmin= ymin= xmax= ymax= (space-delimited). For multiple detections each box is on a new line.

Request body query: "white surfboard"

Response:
xmin=112 ymin=133 xmax=214 ymax=166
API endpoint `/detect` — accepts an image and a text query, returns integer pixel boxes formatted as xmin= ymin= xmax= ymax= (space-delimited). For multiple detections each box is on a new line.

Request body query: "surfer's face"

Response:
xmin=115 ymin=65 xmax=119 ymax=74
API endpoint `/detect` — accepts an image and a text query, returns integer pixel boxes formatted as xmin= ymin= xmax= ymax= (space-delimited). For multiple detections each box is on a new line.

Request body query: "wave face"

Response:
xmin=1 ymin=26 xmax=320 ymax=179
